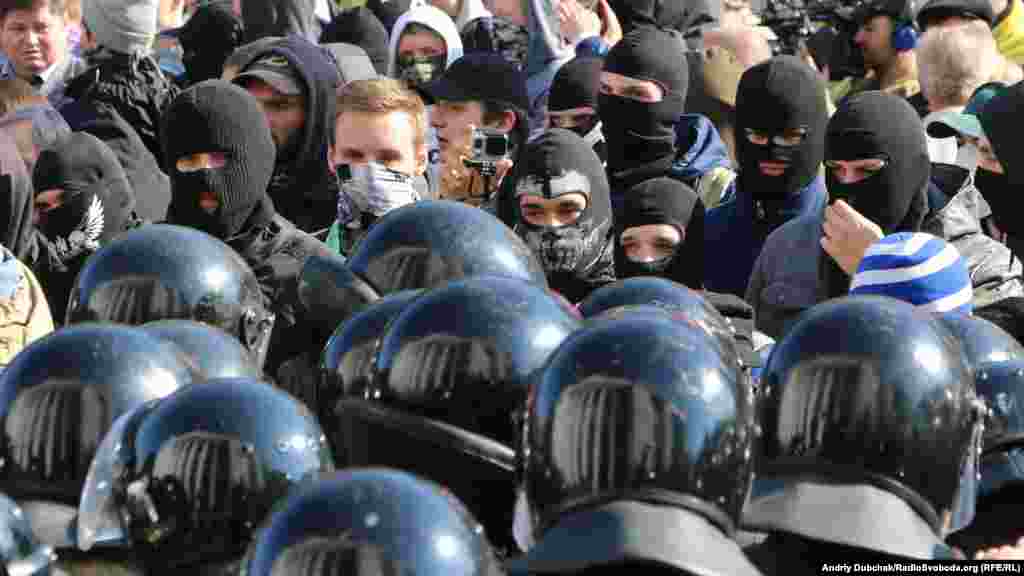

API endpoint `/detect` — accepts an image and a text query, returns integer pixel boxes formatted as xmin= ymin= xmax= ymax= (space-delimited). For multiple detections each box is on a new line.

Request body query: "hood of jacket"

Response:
xmin=243 ymin=0 xmax=318 ymax=42
xmin=244 ymin=36 xmax=339 ymax=230
xmin=670 ymin=113 xmax=733 ymax=181
xmin=923 ymin=162 xmax=1023 ymax=307
xmin=924 ymin=163 xmax=982 ymax=241
xmin=386 ymin=5 xmax=464 ymax=77
xmin=456 ymin=0 xmax=493 ymax=31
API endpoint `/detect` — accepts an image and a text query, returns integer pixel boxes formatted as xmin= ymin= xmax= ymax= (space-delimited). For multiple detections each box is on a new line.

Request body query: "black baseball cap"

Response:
xmin=915 ymin=0 xmax=995 ymax=29
xmin=418 ymin=53 xmax=530 ymax=112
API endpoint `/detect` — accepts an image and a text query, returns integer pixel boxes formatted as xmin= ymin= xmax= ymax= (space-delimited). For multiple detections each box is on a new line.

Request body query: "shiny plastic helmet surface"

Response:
xmin=0 ymin=324 xmax=192 ymax=507
xmin=523 ymin=314 xmax=754 ymax=535
xmin=319 ymin=290 xmax=420 ymax=425
xmin=246 ymin=468 xmax=500 ymax=576
xmin=749 ymin=296 xmax=984 ymax=557
xmin=334 ymin=276 xmax=580 ymax=551
xmin=938 ymin=313 xmax=1024 ymax=368
xmin=141 ymin=319 xmax=262 ymax=381
xmin=0 ymin=492 xmax=56 ymax=576
xmin=76 ymin=377 xmax=335 ymax=571
xmin=298 ymin=252 xmax=382 ymax=343
xmin=66 ymin=224 xmax=275 ymax=367
xmin=973 ymin=360 xmax=1024 ymax=499
xmin=347 ymin=201 xmax=548 ymax=294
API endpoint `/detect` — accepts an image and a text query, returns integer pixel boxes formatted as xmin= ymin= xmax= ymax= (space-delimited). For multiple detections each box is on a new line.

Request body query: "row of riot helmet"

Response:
xmin=0 ymin=201 xmax=1022 ymax=573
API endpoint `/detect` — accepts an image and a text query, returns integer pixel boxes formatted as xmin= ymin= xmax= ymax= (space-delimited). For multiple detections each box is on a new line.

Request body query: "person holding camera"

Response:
xmin=420 ymin=52 xmax=529 ymax=210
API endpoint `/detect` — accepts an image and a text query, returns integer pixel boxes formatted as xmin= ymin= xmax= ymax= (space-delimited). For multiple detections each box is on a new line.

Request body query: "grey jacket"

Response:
xmin=747 ymin=165 xmax=1023 ymax=339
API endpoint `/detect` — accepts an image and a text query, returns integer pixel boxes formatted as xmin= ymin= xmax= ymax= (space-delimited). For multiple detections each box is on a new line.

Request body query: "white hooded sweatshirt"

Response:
xmin=386 ymin=5 xmax=465 ymax=199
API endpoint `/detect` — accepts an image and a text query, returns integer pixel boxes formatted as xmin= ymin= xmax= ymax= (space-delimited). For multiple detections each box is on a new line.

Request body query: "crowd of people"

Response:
xmin=0 ymin=0 xmax=1023 ymax=572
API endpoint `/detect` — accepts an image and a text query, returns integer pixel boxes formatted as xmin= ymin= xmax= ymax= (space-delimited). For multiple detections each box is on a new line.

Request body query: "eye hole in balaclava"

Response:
xmin=161 ymin=80 xmax=277 ymax=240
xmin=512 ymin=129 xmax=615 ymax=302
xmin=599 ymin=27 xmax=688 ymax=175
xmin=735 ymin=55 xmax=828 ymax=202
xmin=825 ymin=91 xmax=931 ymax=233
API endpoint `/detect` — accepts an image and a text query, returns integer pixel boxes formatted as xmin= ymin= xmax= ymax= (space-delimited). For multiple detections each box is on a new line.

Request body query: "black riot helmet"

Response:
xmin=938 ymin=313 xmax=1024 ymax=369
xmin=140 ymin=319 xmax=263 ymax=381
xmin=298 ymin=252 xmax=383 ymax=344
xmin=578 ymin=277 xmax=762 ymax=371
xmin=0 ymin=492 xmax=56 ymax=576
xmin=0 ymin=324 xmax=193 ymax=548
xmin=972 ymin=360 xmax=1024 ymax=500
xmin=245 ymin=468 xmax=501 ymax=576
xmin=319 ymin=290 xmax=421 ymax=427
xmin=66 ymin=224 xmax=275 ymax=368
xmin=346 ymin=200 xmax=548 ymax=295
xmin=332 ymin=276 xmax=580 ymax=554
xmin=747 ymin=296 xmax=984 ymax=559
xmin=76 ymin=377 xmax=335 ymax=573
xmin=512 ymin=314 xmax=759 ymax=575
xmin=947 ymin=359 xmax=1024 ymax=554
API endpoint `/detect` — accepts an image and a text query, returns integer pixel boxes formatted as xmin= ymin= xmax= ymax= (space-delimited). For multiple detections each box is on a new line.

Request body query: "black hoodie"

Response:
xmin=615 ymin=177 xmax=704 ymax=289
xmin=320 ymin=7 xmax=390 ymax=75
xmin=511 ymin=128 xmax=615 ymax=302
xmin=243 ymin=0 xmax=319 ymax=43
xmin=161 ymin=79 xmax=332 ymax=375
xmin=237 ymin=36 xmax=340 ymax=234
xmin=30 ymin=132 xmax=136 ymax=317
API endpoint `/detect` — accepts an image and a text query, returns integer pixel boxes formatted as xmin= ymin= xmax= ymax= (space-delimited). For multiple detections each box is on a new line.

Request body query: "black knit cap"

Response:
xmin=548 ymin=57 xmax=603 ymax=113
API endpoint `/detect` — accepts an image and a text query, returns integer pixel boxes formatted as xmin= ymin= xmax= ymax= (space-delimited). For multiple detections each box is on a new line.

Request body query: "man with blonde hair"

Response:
xmin=328 ymin=77 xmax=428 ymax=256
xmin=918 ymin=20 xmax=1002 ymax=162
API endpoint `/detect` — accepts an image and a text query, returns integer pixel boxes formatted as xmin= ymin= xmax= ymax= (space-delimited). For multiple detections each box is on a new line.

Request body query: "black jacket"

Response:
xmin=228 ymin=213 xmax=333 ymax=376
xmin=61 ymin=49 xmax=180 ymax=166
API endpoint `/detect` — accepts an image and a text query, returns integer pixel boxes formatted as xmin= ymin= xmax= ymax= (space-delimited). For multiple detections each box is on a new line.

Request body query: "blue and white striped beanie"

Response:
xmin=850 ymin=232 xmax=973 ymax=315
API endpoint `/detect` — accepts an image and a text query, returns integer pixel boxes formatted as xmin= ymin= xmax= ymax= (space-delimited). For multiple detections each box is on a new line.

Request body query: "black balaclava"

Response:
xmin=616 ymin=177 xmax=704 ymax=289
xmin=979 ymin=82 xmax=1024 ymax=244
xmin=825 ymin=91 xmax=930 ymax=234
xmin=735 ymin=55 xmax=827 ymax=203
xmin=161 ymin=80 xmax=276 ymax=240
xmin=179 ymin=3 xmax=245 ymax=85
xmin=321 ymin=7 xmax=390 ymax=75
xmin=600 ymin=26 xmax=688 ymax=179
xmin=549 ymin=57 xmax=605 ymax=160
xmin=32 ymin=132 xmax=134 ymax=260
xmin=512 ymin=129 xmax=616 ymax=302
